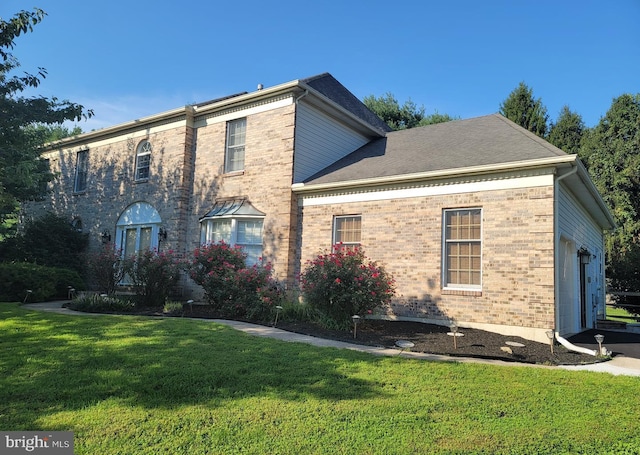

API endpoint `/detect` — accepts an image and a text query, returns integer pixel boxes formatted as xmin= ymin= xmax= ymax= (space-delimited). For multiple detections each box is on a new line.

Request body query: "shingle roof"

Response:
xmin=300 ymin=73 xmax=392 ymax=136
xmin=303 ymin=114 xmax=568 ymax=185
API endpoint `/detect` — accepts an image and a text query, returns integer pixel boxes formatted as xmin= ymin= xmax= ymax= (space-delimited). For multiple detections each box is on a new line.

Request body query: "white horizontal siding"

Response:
xmin=293 ymin=103 xmax=370 ymax=183
xmin=558 ymin=183 xmax=606 ymax=332
xmin=558 ymin=184 xmax=603 ymax=253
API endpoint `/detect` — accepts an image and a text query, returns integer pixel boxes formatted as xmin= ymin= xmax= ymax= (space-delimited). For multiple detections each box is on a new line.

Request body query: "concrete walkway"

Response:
xmin=21 ymin=301 xmax=640 ymax=377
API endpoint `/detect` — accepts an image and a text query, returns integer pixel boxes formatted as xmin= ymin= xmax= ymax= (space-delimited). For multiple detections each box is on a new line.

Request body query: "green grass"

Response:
xmin=606 ymin=305 xmax=639 ymax=323
xmin=1 ymin=303 xmax=639 ymax=455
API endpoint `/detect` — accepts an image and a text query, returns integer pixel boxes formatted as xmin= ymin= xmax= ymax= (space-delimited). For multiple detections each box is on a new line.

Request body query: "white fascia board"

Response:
xmin=44 ymin=107 xmax=193 ymax=151
xmin=41 ymin=116 xmax=190 ymax=155
xmin=193 ymin=96 xmax=294 ymax=127
xmin=293 ymin=155 xmax=575 ymax=195
xmin=299 ymin=172 xmax=555 ymax=207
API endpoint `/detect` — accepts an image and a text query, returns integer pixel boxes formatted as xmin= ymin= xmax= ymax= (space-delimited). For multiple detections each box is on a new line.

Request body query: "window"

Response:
xmin=224 ymin=118 xmax=246 ymax=173
xmin=135 ymin=141 xmax=152 ymax=180
xmin=201 ymin=218 xmax=263 ymax=265
xmin=74 ymin=150 xmax=88 ymax=192
xmin=443 ymin=208 xmax=482 ymax=288
xmin=333 ymin=215 xmax=361 ymax=247
xmin=200 ymin=198 xmax=265 ymax=265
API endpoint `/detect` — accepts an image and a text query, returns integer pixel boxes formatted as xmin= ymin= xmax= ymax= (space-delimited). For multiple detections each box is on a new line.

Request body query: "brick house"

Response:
xmin=26 ymin=73 xmax=614 ymax=342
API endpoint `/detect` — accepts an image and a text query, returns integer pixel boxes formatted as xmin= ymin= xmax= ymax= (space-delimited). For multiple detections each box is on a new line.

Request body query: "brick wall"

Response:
xmin=188 ymin=104 xmax=297 ymax=284
xmin=30 ymin=125 xmax=193 ymax=255
xmin=297 ymin=185 xmax=556 ymax=331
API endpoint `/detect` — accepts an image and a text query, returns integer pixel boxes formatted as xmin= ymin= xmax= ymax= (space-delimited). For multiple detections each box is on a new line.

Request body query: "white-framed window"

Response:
xmin=333 ymin=215 xmax=362 ymax=248
xmin=74 ymin=150 xmax=88 ymax=193
xmin=135 ymin=140 xmax=152 ymax=181
xmin=201 ymin=217 xmax=263 ymax=265
xmin=224 ymin=118 xmax=246 ymax=173
xmin=443 ymin=208 xmax=482 ymax=289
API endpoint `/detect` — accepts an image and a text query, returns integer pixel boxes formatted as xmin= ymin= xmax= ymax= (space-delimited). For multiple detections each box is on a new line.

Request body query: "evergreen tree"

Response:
xmin=499 ymin=82 xmax=549 ymax=137
xmin=548 ymin=105 xmax=585 ymax=155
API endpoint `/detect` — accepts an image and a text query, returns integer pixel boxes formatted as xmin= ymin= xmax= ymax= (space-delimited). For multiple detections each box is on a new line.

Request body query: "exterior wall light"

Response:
xmin=158 ymin=227 xmax=168 ymax=242
xmin=101 ymin=230 xmax=111 ymax=244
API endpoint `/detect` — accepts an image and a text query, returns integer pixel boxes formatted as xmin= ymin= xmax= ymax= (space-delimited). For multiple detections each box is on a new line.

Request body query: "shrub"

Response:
xmin=186 ymin=242 xmax=285 ymax=321
xmin=0 ymin=213 xmax=89 ymax=273
xmin=299 ymin=245 xmax=395 ymax=329
xmin=66 ymin=293 xmax=135 ymax=313
xmin=122 ymin=249 xmax=182 ymax=307
xmin=84 ymin=244 xmax=125 ymax=295
xmin=0 ymin=262 xmax=84 ymax=302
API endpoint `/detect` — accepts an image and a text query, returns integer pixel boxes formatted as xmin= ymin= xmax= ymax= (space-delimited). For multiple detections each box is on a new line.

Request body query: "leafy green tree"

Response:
xmin=419 ymin=111 xmax=459 ymax=126
xmin=548 ymin=106 xmax=585 ymax=155
xmin=0 ymin=8 xmax=91 ymax=230
xmin=499 ymin=82 xmax=549 ymax=137
xmin=580 ymin=94 xmax=640 ymax=291
xmin=364 ymin=93 xmax=457 ymax=130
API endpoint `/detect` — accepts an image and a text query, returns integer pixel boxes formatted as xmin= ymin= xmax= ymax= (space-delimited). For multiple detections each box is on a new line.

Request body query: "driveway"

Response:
xmin=569 ymin=329 xmax=640 ymax=359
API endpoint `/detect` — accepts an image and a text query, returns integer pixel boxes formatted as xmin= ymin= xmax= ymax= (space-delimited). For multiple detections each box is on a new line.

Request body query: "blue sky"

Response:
xmin=4 ymin=0 xmax=639 ymax=131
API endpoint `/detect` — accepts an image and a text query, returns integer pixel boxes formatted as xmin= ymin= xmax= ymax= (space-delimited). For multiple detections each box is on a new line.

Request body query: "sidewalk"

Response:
xmin=22 ymin=301 xmax=640 ymax=377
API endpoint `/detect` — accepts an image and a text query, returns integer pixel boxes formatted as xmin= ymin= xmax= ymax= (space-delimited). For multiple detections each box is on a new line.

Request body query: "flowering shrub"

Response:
xmin=186 ymin=242 xmax=284 ymax=320
xmin=122 ymin=249 xmax=182 ymax=307
xmin=299 ymin=245 xmax=395 ymax=328
xmin=85 ymin=244 xmax=125 ymax=295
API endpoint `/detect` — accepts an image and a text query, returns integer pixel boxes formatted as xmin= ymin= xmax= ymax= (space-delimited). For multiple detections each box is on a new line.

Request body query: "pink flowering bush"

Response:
xmin=84 ymin=244 xmax=125 ymax=295
xmin=299 ymin=245 xmax=395 ymax=328
xmin=186 ymin=242 xmax=284 ymax=320
xmin=122 ymin=249 xmax=182 ymax=307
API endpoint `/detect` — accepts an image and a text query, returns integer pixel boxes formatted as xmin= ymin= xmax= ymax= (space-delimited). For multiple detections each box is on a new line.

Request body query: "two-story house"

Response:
xmin=26 ymin=73 xmax=614 ymax=343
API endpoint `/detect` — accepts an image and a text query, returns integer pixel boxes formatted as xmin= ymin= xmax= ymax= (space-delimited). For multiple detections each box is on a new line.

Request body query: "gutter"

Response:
xmin=292 ymin=155 xmax=576 ymax=193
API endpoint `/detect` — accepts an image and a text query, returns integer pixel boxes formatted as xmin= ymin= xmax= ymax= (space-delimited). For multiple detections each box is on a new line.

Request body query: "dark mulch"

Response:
xmin=166 ymin=305 xmax=603 ymax=365
xmin=273 ymin=319 xmax=603 ymax=366
xmin=69 ymin=302 xmax=612 ymax=366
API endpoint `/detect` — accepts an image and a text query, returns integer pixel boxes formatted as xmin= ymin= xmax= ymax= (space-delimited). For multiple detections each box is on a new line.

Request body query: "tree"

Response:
xmin=548 ymin=105 xmax=585 ymax=155
xmin=364 ymin=93 xmax=457 ymax=131
xmin=499 ymin=82 xmax=549 ymax=137
xmin=580 ymin=94 xmax=640 ymax=291
xmin=0 ymin=8 xmax=92 ymax=230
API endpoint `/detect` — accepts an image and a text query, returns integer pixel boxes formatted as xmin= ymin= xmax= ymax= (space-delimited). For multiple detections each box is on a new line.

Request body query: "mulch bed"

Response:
xmin=164 ymin=305 xmax=602 ymax=366
xmin=69 ymin=302 xmax=606 ymax=365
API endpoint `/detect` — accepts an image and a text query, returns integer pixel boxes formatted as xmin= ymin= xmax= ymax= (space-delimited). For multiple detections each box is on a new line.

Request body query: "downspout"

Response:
xmin=553 ymin=164 xmax=598 ymax=356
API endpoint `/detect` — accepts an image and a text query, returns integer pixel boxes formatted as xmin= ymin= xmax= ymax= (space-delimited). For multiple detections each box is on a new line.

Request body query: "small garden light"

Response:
xmin=546 ymin=330 xmax=555 ymax=354
xmin=594 ymin=334 xmax=605 ymax=356
xmin=23 ymin=290 xmax=32 ymax=304
xmin=352 ymin=315 xmax=361 ymax=338
xmin=186 ymin=299 xmax=194 ymax=314
xmin=273 ymin=305 xmax=283 ymax=327
xmin=449 ymin=323 xmax=460 ymax=349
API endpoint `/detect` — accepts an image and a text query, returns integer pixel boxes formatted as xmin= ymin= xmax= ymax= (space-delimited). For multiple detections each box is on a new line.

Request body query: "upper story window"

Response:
xmin=74 ymin=150 xmax=88 ymax=193
xmin=224 ymin=118 xmax=246 ymax=173
xmin=333 ymin=215 xmax=362 ymax=248
xmin=135 ymin=140 xmax=152 ymax=181
xmin=443 ymin=208 xmax=482 ymax=289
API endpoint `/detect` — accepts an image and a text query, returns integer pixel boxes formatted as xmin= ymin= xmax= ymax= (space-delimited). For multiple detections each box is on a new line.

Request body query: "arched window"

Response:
xmin=135 ymin=140 xmax=152 ymax=181
xmin=116 ymin=202 xmax=162 ymax=260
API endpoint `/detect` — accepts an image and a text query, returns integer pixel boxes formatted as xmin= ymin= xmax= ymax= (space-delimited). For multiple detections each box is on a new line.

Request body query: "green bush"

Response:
xmin=186 ymin=242 xmax=285 ymax=321
xmin=122 ymin=249 xmax=182 ymax=308
xmin=299 ymin=245 xmax=395 ymax=329
xmin=66 ymin=293 xmax=135 ymax=313
xmin=0 ymin=213 xmax=89 ymax=273
xmin=0 ymin=262 xmax=84 ymax=302
xmin=84 ymin=244 xmax=125 ymax=295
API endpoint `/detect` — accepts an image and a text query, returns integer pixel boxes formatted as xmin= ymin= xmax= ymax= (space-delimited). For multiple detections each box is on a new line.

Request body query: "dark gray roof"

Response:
xmin=200 ymin=198 xmax=265 ymax=220
xmin=301 ymin=73 xmax=392 ymax=136
xmin=304 ymin=114 xmax=568 ymax=185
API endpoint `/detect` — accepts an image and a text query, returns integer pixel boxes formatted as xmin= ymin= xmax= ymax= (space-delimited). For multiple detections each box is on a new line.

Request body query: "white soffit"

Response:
xmin=299 ymin=173 xmax=555 ymax=207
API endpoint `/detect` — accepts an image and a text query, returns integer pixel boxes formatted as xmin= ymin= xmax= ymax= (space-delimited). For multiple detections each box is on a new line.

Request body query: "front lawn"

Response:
xmin=1 ymin=303 xmax=638 ymax=454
